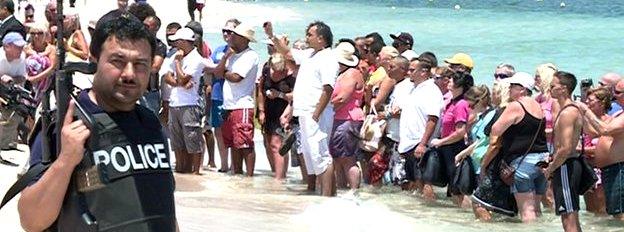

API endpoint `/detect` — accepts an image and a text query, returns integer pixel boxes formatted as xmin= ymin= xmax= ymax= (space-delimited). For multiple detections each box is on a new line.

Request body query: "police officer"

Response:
xmin=17 ymin=16 xmax=176 ymax=231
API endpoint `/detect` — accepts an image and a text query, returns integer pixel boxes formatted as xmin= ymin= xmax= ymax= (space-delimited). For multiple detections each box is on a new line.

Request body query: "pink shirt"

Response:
xmin=441 ymin=98 xmax=470 ymax=138
xmin=332 ymin=69 xmax=365 ymax=121
xmin=536 ymin=94 xmax=554 ymax=130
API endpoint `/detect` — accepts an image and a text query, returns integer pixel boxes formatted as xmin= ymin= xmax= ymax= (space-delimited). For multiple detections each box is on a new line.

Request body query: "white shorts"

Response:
xmin=299 ymin=109 xmax=333 ymax=175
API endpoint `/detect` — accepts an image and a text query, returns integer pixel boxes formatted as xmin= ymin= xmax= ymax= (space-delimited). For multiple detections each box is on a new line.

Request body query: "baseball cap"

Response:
xmin=168 ymin=27 xmax=195 ymax=41
xmin=389 ymin=32 xmax=413 ymax=46
xmin=2 ymin=32 xmax=26 ymax=47
xmin=505 ymin=72 xmax=535 ymax=90
xmin=444 ymin=53 xmax=474 ymax=69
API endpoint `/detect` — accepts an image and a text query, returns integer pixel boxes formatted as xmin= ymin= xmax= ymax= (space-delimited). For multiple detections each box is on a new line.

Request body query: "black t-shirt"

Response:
xmin=146 ymin=39 xmax=168 ymax=91
xmin=28 ymin=90 xmax=175 ymax=230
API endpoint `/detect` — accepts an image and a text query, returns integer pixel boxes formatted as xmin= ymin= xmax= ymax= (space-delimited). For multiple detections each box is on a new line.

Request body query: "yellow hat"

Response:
xmin=444 ymin=53 xmax=474 ymax=69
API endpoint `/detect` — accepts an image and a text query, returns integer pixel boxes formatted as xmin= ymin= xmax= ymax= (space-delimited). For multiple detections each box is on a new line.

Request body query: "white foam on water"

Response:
xmin=292 ymin=196 xmax=430 ymax=232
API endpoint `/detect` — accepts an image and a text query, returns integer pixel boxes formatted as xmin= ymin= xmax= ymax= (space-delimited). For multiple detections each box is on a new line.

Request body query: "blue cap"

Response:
xmin=2 ymin=32 xmax=26 ymax=47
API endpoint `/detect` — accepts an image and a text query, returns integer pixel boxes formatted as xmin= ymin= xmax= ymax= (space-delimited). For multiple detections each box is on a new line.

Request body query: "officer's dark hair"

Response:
xmin=337 ymin=38 xmax=360 ymax=59
xmin=554 ymin=70 xmax=577 ymax=96
xmin=166 ymin=22 xmax=181 ymax=31
xmin=128 ymin=2 xmax=156 ymax=22
xmin=307 ymin=21 xmax=333 ymax=49
xmin=90 ymin=16 xmax=156 ymax=60
xmin=0 ymin=0 xmax=15 ymax=14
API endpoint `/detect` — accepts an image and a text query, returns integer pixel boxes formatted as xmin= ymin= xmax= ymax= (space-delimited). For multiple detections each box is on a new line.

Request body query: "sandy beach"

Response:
xmin=0 ymin=0 xmax=299 ymax=231
xmin=2 ymin=1 xmax=622 ymax=231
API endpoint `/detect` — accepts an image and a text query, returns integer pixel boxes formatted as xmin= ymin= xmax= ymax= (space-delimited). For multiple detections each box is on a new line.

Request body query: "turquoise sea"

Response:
xmin=204 ymin=0 xmax=624 ymax=90
xmin=194 ymin=1 xmax=624 ymax=231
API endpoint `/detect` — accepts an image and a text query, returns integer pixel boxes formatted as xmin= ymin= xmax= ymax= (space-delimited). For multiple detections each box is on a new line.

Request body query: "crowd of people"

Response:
xmin=0 ymin=0 xmax=623 ymax=231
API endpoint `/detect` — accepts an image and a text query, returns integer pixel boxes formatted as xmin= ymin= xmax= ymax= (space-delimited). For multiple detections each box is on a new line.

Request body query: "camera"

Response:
xmin=580 ymin=78 xmax=593 ymax=88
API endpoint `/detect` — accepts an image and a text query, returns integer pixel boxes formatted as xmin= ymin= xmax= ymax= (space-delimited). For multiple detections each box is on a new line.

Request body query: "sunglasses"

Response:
xmin=614 ymin=89 xmax=624 ymax=95
xmin=494 ymin=73 xmax=510 ymax=79
xmin=222 ymin=29 xmax=233 ymax=35
xmin=30 ymin=31 xmax=44 ymax=35
xmin=434 ymin=74 xmax=446 ymax=80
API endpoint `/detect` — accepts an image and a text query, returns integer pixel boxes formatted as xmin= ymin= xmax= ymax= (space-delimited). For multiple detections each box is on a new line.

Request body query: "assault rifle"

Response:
xmin=0 ymin=0 xmax=96 ymax=209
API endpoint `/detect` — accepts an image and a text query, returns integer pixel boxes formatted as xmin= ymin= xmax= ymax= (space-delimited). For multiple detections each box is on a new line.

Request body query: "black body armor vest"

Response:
xmin=53 ymin=107 xmax=176 ymax=232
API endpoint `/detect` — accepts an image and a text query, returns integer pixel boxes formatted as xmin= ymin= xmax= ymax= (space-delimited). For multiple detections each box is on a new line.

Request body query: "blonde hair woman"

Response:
xmin=535 ymin=63 xmax=560 ymax=148
xmin=63 ymin=13 xmax=89 ymax=61
xmin=24 ymin=23 xmax=57 ymax=104
xmin=534 ymin=63 xmax=559 ymax=210
xmin=257 ymin=52 xmax=296 ymax=180
xmin=458 ymin=83 xmax=511 ymax=221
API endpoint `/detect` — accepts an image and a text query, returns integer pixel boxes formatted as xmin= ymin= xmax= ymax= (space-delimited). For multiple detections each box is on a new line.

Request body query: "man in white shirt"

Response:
xmin=264 ymin=21 xmax=339 ymax=196
xmin=164 ymin=27 xmax=205 ymax=174
xmin=398 ymin=60 xmax=443 ymax=199
xmin=379 ymin=56 xmax=412 ymax=187
xmin=214 ymin=23 xmax=259 ymax=176
xmin=0 ymin=32 xmax=26 ymax=150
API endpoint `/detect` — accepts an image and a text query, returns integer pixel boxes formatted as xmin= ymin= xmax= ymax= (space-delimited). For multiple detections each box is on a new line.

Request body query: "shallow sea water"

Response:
xmin=203 ymin=0 xmax=624 ymax=89
xmin=192 ymin=1 xmax=624 ymax=231
xmin=175 ymin=165 xmax=624 ymax=232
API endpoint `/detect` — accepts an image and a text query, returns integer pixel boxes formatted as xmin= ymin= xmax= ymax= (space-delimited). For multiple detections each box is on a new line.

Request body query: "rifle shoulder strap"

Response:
xmin=0 ymin=163 xmax=51 ymax=209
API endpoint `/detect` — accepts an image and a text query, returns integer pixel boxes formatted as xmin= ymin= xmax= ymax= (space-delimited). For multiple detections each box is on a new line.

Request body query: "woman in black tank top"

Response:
xmin=257 ymin=53 xmax=295 ymax=180
xmin=479 ymin=73 xmax=550 ymax=223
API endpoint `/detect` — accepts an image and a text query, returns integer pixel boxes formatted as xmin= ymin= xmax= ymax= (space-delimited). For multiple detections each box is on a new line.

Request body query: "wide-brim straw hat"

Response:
xmin=335 ymin=42 xmax=359 ymax=67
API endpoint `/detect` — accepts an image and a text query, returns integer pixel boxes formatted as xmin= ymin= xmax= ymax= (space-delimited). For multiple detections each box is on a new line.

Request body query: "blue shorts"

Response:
xmin=602 ymin=162 xmax=624 ymax=216
xmin=510 ymin=152 xmax=549 ymax=195
xmin=210 ymin=99 xmax=225 ymax=128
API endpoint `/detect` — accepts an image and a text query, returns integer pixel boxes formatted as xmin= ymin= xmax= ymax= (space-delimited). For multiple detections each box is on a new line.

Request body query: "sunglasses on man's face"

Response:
xmin=494 ymin=73 xmax=510 ymax=79
xmin=222 ymin=30 xmax=233 ymax=35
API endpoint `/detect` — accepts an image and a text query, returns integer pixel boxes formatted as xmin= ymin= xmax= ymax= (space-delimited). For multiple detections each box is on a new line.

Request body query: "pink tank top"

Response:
xmin=537 ymin=94 xmax=554 ymax=130
xmin=333 ymin=69 xmax=365 ymax=121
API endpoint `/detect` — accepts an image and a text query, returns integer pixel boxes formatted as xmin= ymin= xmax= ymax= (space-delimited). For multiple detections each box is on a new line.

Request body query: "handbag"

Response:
xmin=453 ymin=156 xmax=477 ymax=195
xmin=578 ymin=130 xmax=598 ymax=194
xmin=358 ymin=107 xmax=387 ymax=152
xmin=420 ymin=147 xmax=448 ymax=187
xmin=499 ymin=114 xmax=543 ymax=186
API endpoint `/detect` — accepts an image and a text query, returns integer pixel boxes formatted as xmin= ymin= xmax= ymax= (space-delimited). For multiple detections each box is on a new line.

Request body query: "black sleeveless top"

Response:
xmin=261 ymin=63 xmax=296 ymax=122
xmin=501 ymin=101 xmax=549 ymax=162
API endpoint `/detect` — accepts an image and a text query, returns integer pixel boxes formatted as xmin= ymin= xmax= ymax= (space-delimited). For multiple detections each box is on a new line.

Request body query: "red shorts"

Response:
xmin=222 ymin=108 xmax=255 ymax=149
xmin=195 ymin=3 xmax=205 ymax=11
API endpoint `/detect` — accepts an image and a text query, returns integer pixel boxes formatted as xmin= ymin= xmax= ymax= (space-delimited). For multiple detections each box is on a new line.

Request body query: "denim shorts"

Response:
xmin=602 ymin=162 xmax=624 ymax=216
xmin=510 ymin=152 xmax=549 ymax=194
